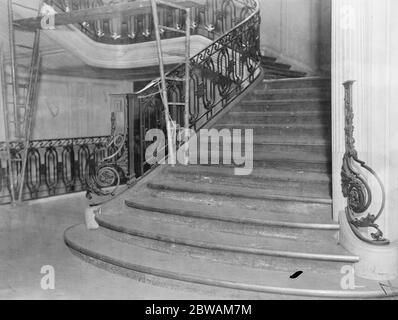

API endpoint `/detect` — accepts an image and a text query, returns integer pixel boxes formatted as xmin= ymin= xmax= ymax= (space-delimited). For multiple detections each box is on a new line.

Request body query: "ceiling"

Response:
xmin=0 ymin=0 xmax=103 ymax=77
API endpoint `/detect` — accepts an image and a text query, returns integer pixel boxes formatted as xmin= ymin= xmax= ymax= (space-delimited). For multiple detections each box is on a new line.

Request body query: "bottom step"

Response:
xmin=65 ymin=224 xmax=398 ymax=299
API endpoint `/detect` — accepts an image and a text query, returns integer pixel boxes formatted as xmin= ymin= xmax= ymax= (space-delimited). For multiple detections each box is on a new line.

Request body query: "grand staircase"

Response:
xmin=65 ymin=74 xmax=395 ymax=299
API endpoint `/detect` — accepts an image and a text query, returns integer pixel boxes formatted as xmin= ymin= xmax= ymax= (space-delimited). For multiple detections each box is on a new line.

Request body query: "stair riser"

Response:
xmin=68 ymin=247 xmax=315 ymax=300
xmin=149 ymin=185 xmax=332 ymax=214
xmin=168 ymin=173 xmax=331 ymax=198
xmin=213 ymin=126 xmax=331 ymax=139
xmin=102 ymin=228 xmax=346 ymax=274
xmin=261 ymin=56 xmax=277 ymax=63
xmin=180 ymin=152 xmax=330 ymax=165
xmin=195 ymin=143 xmax=331 ymax=156
xmin=124 ymin=206 xmax=335 ymax=240
xmin=262 ymin=80 xmax=331 ymax=90
xmin=262 ymin=62 xmax=292 ymax=70
xmin=126 ymin=200 xmax=337 ymax=235
xmin=237 ymin=101 xmax=331 ymax=113
xmin=249 ymin=90 xmax=331 ymax=101
xmin=194 ymin=162 xmax=331 ymax=174
xmin=219 ymin=114 xmax=331 ymax=125
xmin=252 ymin=160 xmax=331 ymax=173
xmin=263 ymin=69 xmax=306 ymax=78
xmin=229 ymin=109 xmax=331 ymax=117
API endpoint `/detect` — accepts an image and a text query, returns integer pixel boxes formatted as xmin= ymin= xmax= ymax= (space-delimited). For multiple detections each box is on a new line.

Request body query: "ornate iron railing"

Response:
xmin=341 ymin=81 xmax=389 ymax=245
xmin=85 ymin=0 xmax=261 ymax=205
xmin=45 ymin=0 xmax=248 ymax=45
xmin=0 ymin=135 xmax=129 ymax=204
xmin=85 ymin=101 xmax=135 ymax=204
xmin=136 ymin=0 xmax=260 ymax=154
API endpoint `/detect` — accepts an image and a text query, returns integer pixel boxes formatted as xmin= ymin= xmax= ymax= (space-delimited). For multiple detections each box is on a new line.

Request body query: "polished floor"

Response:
xmin=0 ymin=193 xmax=218 ymax=300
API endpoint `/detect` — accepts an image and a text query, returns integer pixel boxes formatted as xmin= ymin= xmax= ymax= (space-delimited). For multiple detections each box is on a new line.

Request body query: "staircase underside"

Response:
xmin=64 ymin=75 xmax=398 ymax=299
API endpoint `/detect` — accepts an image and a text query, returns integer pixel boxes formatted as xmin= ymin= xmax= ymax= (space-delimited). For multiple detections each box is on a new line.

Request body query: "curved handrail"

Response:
xmin=341 ymin=81 xmax=389 ymax=245
xmin=86 ymin=0 xmax=262 ymax=205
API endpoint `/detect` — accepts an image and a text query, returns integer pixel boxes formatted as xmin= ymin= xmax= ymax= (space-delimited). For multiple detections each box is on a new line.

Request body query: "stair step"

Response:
xmin=249 ymin=88 xmax=331 ymax=101
xmin=261 ymin=61 xmax=292 ymax=70
xmin=263 ymin=68 xmax=306 ymax=78
xmin=123 ymin=189 xmax=334 ymax=226
xmin=143 ymin=181 xmax=333 ymax=217
xmin=95 ymin=212 xmax=355 ymax=272
xmin=163 ymin=167 xmax=331 ymax=198
xmin=65 ymin=225 xmax=394 ymax=299
xmin=147 ymin=176 xmax=332 ymax=205
xmin=260 ymin=55 xmax=278 ymax=63
xmin=194 ymin=135 xmax=331 ymax=149
xmin=237 ymin=99 xmax=331 ymax=113
xmin=219 ymin=112 xmax=330 ymax=125
xmin=213 ymin=124 xmax=331 ymax=140
xmin=262 ymin=77 xmax=331 ymax=90
xmin=184 ymin=147 xmax=330 ymax=162
xmin=166 ymin=165 xmax=331 ymax=183
xmin=185 ymin=143 xmax=331 ymax=163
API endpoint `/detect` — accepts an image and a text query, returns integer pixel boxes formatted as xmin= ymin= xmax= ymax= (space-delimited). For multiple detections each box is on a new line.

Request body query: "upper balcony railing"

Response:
xmin=46 ymin=0 xmax=248 ymax=44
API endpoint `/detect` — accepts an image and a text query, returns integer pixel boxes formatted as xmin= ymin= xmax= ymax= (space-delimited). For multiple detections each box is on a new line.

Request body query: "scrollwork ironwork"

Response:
xmin=129 ymin=0 xmax=261 ymax=185
xmin=85 ymin=103 xmax=136 ymax=205
xmin=0 ymin=135 xmax=129 ymax=204
xmin=341 ymin=80 xmax=389 ymax=245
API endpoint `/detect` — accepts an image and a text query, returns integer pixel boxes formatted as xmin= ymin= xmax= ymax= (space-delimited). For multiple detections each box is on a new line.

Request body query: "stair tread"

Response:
xmin=261 ymin=61 xmax=292 ymax=70
xmin=228 ymin=111 xmax=331 ymax=116
xmin=253 ymin=87 xmax=331 ymax=94
xmin=263 ymin=76 xmax=331 ymax=83
xmin=214 ymin=123 xmax=329 ymax=128
xmin=225 ymin=137 xmax=330 ymax=146
xmin=191 ymin=134 xmax=331 ymax=146
xmin=96 ymin=210 xmax=354 ymax=260
xmin=241 ymin=98 xmax=331 ymax=104
xmin=163 ymin=170 xmax=331 ymax=198
xmin=184 ymin=150 xmax=330 ymax=162
xmin=147 ymin=176 xmax=332 ymax=204
xmin=122 ymin=191 xmax=334 ymax=226
xmin=65 ymin=224 xmax=393 ymax=298
xmin=263 ymin=68 xmax=306 ymax=76
xmin=166 ymin=165 xmax=331 ymax=182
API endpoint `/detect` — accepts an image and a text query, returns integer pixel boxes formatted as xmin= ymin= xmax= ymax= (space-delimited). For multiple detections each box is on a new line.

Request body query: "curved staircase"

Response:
xmin=65 ymin=76 xmax=397 ymax=299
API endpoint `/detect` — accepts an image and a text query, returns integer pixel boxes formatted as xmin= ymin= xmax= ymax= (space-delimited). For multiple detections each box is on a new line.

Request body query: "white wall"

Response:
xmin=31 ymin=74 xmax=133 ymax=140
xmin=259 ymin=0 xmax=331 ymax=75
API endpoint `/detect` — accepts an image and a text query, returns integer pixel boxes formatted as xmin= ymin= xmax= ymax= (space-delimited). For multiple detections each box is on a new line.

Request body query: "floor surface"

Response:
xmin=0 ymin=193 xmax=219 ymax=300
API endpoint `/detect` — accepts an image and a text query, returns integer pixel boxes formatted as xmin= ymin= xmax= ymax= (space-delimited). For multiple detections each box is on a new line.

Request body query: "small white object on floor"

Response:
xmin=84 ymin=206 xmax=101 ymax=230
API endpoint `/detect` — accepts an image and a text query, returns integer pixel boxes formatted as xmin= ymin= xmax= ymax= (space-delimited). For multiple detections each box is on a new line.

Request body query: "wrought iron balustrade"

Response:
xmin=0 ymin=136 xmax=129 ymax=204
xmin=133 ymin=0 xmax=261 ymax=176
xmin=37 ymin=0 xmax=261 ymax=205
xmin=341 ymin=81 xmax=389 ymax=245
xmin=45 ymin=0 xmax=250 ymax=45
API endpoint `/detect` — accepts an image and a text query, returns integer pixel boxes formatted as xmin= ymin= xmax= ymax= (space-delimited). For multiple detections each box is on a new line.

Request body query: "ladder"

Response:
xmin=150 ymin=0 xmax=191 ymax=165
xmin=0 ymin=0 xmax=42 ymax=204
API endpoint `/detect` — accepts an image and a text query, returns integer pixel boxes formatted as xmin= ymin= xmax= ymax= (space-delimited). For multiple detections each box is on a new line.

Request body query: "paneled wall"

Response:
xmin=0 ymin=72 xmax=134 ymax=143
xmin=31 ymin=74 xmax=133 ymax=140
xmin=259 ymin=0 xmax=331 ymax=75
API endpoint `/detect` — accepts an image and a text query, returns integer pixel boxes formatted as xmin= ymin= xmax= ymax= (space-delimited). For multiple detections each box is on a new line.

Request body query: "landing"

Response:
xmin=0 ymin=195 xmax=213 ymax=299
